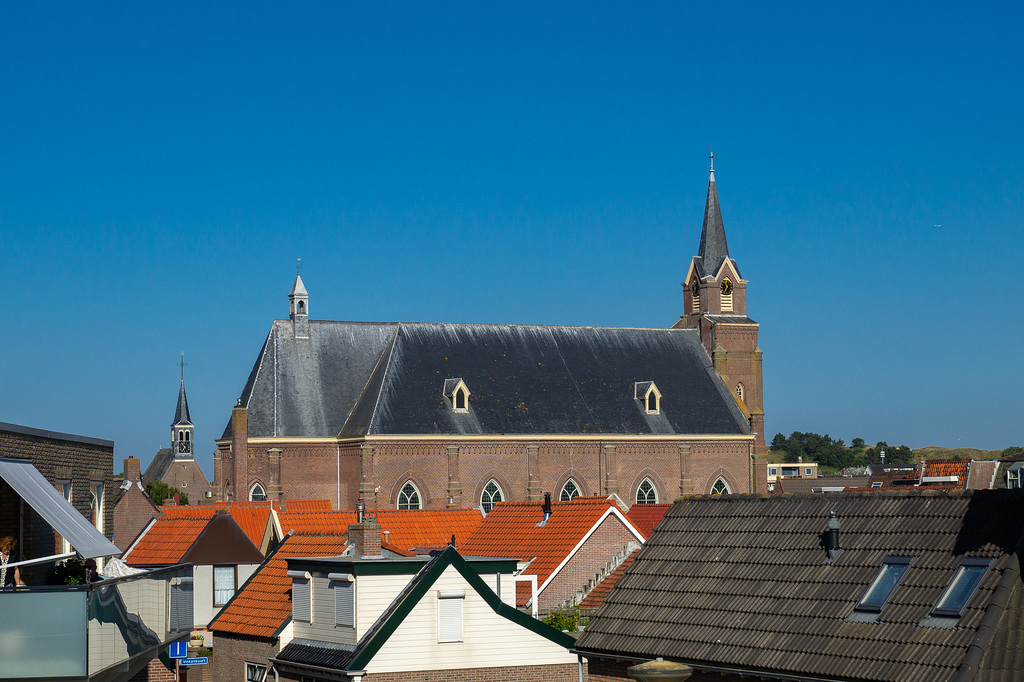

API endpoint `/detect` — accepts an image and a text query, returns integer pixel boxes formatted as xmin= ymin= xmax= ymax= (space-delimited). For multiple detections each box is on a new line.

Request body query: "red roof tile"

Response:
xmin=374 ymin=509 xmax=484 ymax=552
xmin=123 ymin=516 xmax=210 ymax=566
xmin=281 ymin=499 xmax=333 ymax=513
xmin=624 ymin=504 xmax=671 ymax=537
xmin=158 ymin=502 xmax=274 ymax=548
xmin=277 ymin=510 xmax=358 ymax=536
xmin=579 ymin=549 xmax=640 ymax=609
xmin=459 ymin=497 xmax=639 ymax=605
xmin=210 ymin=533 xmax=350 ymax=637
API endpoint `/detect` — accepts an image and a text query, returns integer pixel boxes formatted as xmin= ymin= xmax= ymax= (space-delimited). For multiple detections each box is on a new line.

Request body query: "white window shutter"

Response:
xmin=335 ymin=581 xmax=353 ymax=627
xmin=438 ymin=594 xmax=464 ymax=643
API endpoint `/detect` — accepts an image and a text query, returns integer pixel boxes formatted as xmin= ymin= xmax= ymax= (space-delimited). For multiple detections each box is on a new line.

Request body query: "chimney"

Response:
xmin=536 ymin=492 xmax=552 ymax=526
xmin=231 ymin=399 xmax=249 ymax=501
xmin=825 ymin=511 xmax=841 ymax=562
xmin=348 ymin=503 xmax=382 ymax=559
xmin=124 ymin=457 xmax=141 ymax=483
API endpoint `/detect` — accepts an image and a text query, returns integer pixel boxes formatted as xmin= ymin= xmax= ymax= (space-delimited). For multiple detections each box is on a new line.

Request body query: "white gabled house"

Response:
xmin=271 ymin=542 xmax=580 ymax=681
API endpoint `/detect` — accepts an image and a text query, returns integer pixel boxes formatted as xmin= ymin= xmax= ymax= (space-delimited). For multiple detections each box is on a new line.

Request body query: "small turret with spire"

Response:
xmin=289 ymin=258 xmax=310 ymax=339
xmin=172 ymin=353 xmax=195 ymax=459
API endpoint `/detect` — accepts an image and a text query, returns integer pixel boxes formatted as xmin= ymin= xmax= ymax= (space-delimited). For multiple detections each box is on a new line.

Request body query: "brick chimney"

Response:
xmin=347 ymin=504 xmax=382 ymax=559
xmin=123 ymin=457 xmax=141 ymax=483
xmin=231 ymin=399 xmax=249 ymax=501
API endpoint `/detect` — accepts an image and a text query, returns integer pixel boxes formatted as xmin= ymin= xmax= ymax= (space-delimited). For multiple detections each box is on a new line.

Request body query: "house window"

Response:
xmin=398 ymin=481 xmax=421 ymax=510
xmin=805 ymin=468 xmax=814 ymax=477
xmin=855 ymin=556 xmax=913 ymax=612
xmin=250 ymin=483 xmax=267 ymax=501
xmin=560 ymin=479 xmax=581 ymax=502
xmin=245 ymin=663 xmax=267 ymax=682
xmin=214 ymin=566 xmax=236 ymax=606
xmin=1007 ymin=463 xmax=1023 ymax=489
xmin=768 ymin=468 xmax=778 ymax=477
xmin=932 ymin=558 xmax=992 ymax=616
xmin=636 ymin=479 xmax=658 ymax=505
xmin=330 ymin=574 xmax=355 ymax=627
xmin=90 ymin=482 xmax=104 ymax=534
xmin=481 ymin=480 xmax=503 ymax=513
xmin=710 ymin=478 xmax=730 ymax=495
xmin=871 ymin=482 xmax=882 ymax=488
xmin=437 ymin=590 xmax=465 ymax=643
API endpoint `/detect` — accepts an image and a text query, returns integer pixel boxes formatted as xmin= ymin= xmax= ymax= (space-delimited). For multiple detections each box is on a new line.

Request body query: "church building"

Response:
xmin=142 ymin=365 xmax=213 ymax=501
xmin=213 ymin=162 xmax=766 ymax=511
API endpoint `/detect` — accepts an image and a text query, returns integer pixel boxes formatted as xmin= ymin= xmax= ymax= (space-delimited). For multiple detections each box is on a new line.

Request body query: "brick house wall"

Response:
xmin=0 ymin=422 xmax=114 ymax=584
xmin=213 ymin=632 xmax=280 ymax=682
xmin=540 ymin=515 xmax=638 ymax=611
xmin=216 ymin=434 xmax=753 ymax=511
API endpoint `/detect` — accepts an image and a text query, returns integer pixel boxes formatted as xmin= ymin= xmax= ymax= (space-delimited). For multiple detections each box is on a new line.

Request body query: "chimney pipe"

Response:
xmin=357 ymin=503 xmax=364 ymax=523
xmin=826 ymin=511 xmax=841 ymax=562
xmin=543 ymin=492 xmax=552 ymax=521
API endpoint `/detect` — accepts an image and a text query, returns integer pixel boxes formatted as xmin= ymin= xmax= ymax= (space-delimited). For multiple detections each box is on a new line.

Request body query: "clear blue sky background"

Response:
xmin=1 ymin=2 xmax=1021 ymax=478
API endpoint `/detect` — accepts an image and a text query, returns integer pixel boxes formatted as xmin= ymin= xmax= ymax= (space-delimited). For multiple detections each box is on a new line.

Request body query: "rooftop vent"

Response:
xmin=825 ymin=511 xmax=841 ymax=562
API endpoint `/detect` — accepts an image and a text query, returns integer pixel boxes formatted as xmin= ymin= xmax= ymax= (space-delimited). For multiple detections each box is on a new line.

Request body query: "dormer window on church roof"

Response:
xmin=635 ymin=381 xmax=661 ymax=414
xmin=443 ymin=379 xmax=471 ymax=413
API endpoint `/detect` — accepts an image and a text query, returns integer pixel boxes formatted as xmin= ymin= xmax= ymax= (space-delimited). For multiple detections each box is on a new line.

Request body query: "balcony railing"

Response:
xmin=0 ymin=564 xmax=193 ymax=681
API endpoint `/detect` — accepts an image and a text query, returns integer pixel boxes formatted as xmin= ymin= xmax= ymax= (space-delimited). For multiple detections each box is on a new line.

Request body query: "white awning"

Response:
xmin=0 ymin=458 xmax=120 ymax=560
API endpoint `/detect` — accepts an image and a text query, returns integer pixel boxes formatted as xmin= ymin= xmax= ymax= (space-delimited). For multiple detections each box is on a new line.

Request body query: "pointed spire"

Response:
xmin=173 ymin=354 xmax=193 ymax=427
xmin=697 ymin=150 xmax=730 ymax=277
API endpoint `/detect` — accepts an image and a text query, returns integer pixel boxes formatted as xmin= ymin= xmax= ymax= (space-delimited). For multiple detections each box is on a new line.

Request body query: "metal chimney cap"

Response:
xmin=827 ymin=510 xmax=841 ymax=531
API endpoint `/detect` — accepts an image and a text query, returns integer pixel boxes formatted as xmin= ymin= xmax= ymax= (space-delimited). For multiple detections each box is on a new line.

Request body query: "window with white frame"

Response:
xmin=214 ymin=566 xmax=236 ymax=606
xmin=1007 ymin=463 xmax=1023 ymax=489
xmin=560 ymin=478 xmax=581 ymax=502
xmin=398 ymin=481 xmax=421 ymax=510
xmin=636 ymin=478 xmax=658 ymax=504
xmin=90 ymin=482 xmax=104 ymax=534
xmin=481 ymin=480 xmax=503 ymax=513
xmin=710 ymin=477 xmax=730 ymax=495
xmin=245 ymin=662 xmax=267 ymax=682
xmin=250 ymin=483 xmax=266 ymax=501
xmin=437 ymin=590 xmax=465 ymax=643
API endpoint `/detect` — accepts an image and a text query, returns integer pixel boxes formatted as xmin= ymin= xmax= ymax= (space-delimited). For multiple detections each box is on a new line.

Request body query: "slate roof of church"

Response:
xmin=693 ymin=168 xmax=739 ymax=280
xmin=575 ymin=489 xmax=1024 ymax=682
xmin=226 ymin=320 xmax=751 ymax=440
xmin=173 ymin=378 xmax=192 ymax=426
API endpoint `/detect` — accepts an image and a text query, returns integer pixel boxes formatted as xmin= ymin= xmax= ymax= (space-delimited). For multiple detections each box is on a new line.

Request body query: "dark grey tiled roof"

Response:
xmin=694 ymin=173 xmax=739 ymax=280
xmin=227 ymin=320 xmax=751 ymax=439
xmin=576 ymin=490 xmax=1024 ymax=682
xmin=173 ymin=379 xmax=192 ymax=426
xmin=276 ymin=639 xmax=356 ymax=669
xmin=142 ymin=448 xmax=172 ymax=486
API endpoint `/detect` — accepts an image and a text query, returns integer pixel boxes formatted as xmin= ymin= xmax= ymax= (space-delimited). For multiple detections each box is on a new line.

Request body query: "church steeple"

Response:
xmin=172 ymin=355 xmax=195 ymax=459
xmin=289 ymin=261 xmax=310 ymax=339
xmin=697 ymin=151 xmax=731 ymax=278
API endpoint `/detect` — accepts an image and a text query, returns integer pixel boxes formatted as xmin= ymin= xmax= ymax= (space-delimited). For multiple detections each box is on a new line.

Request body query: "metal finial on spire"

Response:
xmin=709 ymin=146 xmax=714 ymax=172
xmin=179 ymin=352 xmax=186 ymax=381
xmin=296 ymin=257 xmax=302 ymax=274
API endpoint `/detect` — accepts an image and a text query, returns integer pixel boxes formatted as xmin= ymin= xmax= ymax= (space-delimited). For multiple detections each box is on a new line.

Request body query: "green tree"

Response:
xmin=1002 ymin=446 xmax=1024 ymax=458
xmin=851 ymin=438 xmax=865 ymax=448
xmin=145 ymin=481 xmax=189 ymax=506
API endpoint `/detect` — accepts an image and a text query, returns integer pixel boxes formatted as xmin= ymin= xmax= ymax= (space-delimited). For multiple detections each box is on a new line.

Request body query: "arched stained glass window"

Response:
xmin=481 ymin=480 xmax=503 ymax=513
xmin=560 ymin=479 xmax=581 ymax=502
xmin=398 ymin=481 xmax=421 ymax=510
xmin=636 ymin=479 xmax=657 ymax=504
xmin=711 ymin=478 xmax=730 ymax=495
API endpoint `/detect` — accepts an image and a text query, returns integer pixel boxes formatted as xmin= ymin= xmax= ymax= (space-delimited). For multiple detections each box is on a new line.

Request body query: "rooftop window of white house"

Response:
xmin=855 ymin=556 xmax=913 ymax=612
xmin=931 ymin=558 xmax=992 ymax=617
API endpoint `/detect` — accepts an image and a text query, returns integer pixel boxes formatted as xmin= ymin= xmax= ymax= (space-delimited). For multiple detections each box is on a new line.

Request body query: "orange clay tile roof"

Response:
xmin=373 ymin=509 xmax=484 ymax=551
xmin=158 ymin=503 xmax=273 ymax=548
xmin=274 ymin=509 xmax=484 ymax=552
xmin=624 ymin=504 xmax=670 ymax=538
xmin=281 ymin=499 xmax=333 ymax=513
xmin=459 ymin=497 xmax=638 ymax=605
xmin=209 ymin=533 xmax=350 ymax=637
xmin=579 ymin=548 xmax=640 ymax=609
xmin=123 ymin=516 xmax=211 ymax=566
xmin=924 ymin=459 xmax=971 ymax=487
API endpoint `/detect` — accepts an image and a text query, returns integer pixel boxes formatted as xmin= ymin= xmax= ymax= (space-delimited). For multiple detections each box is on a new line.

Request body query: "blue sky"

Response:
xmin=1 ymin=2 xmax=1021 ymax=477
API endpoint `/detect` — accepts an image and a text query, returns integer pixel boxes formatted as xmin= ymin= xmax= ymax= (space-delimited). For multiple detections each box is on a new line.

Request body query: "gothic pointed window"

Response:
xmin=635 ymin=381 xmax=661 ymax=414
xmin=736 ymin=383 xmax=745 ymax=402
xmin=297 ymin=300 xmax=305 ymax=314
xmin=636 ymin=478 xmax=658 ymax=505
xmin=444 ymin=379 xmax=471 ymax=413
xmin=250 ymin=483 xmax=267 ymax=502
xmin=711 ymin=477 xmax=730 ymax=495
xmin=560 ymin=478 xmax=581 ymax=502
xmin=481 ymin=480 xmax=503 ymax=513
xmin=398 ymin=481 xmax=421 ymax=510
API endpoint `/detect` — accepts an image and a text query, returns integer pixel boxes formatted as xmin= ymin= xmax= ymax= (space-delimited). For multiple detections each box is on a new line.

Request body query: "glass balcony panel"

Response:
xmin=0 ymin=588 xmax=88 ymax=679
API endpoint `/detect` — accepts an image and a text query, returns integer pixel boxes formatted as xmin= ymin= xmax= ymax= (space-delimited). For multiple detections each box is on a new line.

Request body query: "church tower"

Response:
xmin=674 ymin=155 xmax=765 ymax=450
xmin=289 ymin=270 xmax=310 ymax=339
xmin=172 ymin=357 xmax=195 ymax=459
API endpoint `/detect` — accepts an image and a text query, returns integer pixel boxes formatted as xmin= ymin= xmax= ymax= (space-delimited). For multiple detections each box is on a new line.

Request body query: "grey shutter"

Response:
xmin=170 ymin=577 xmax=194 ymax=632
xmin=334 ymin=581 xmax=353 ymax=627
xmin=292 ymin=576 xmax=310 ymax=623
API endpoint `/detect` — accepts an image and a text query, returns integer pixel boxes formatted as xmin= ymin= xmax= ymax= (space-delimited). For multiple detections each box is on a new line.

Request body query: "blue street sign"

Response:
xmin=168 ymin=641 xmax=188 ymax=659
xmin=181 ymin=657 xmax=209 ymax=666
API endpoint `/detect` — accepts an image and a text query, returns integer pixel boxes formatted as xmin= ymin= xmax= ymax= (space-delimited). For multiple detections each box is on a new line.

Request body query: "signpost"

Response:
xmin=181 ymin=657 xmax=209 ymax=666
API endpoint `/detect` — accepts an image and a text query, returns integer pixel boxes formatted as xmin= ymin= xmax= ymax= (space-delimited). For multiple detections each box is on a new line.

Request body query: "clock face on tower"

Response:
xmin=720 ymin=280 xmax=733 ymax=295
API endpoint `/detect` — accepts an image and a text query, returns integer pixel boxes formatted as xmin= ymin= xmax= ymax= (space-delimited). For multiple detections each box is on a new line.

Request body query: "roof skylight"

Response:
xmin=855 ymin=556 xmax=913 ymax=612
xmin=931 ymin=558 xmax=991 ymax=617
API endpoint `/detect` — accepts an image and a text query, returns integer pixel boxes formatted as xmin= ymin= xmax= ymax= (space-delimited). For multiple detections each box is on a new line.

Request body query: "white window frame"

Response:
xmin=398 ymin=481 xmax=422 ymax=510
xmin=245 ymin=662 xmax=267 ymax=682
xmin=437 ymin=590 xmax=465 ymax=643
xmin=560 ymin=478 xmax=581 ymax=502
xmin=710 ymin=477 xmax=730 ymax=495
xmin=481 ymin=480 xmax=503 ymax=513
xmin=214 ymin=565 xmax=236 ymax=607
xmin=636 ymin=478 xmax=658 ymax=505
xmin=249 ymin=482 xmax=267 ymax=501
